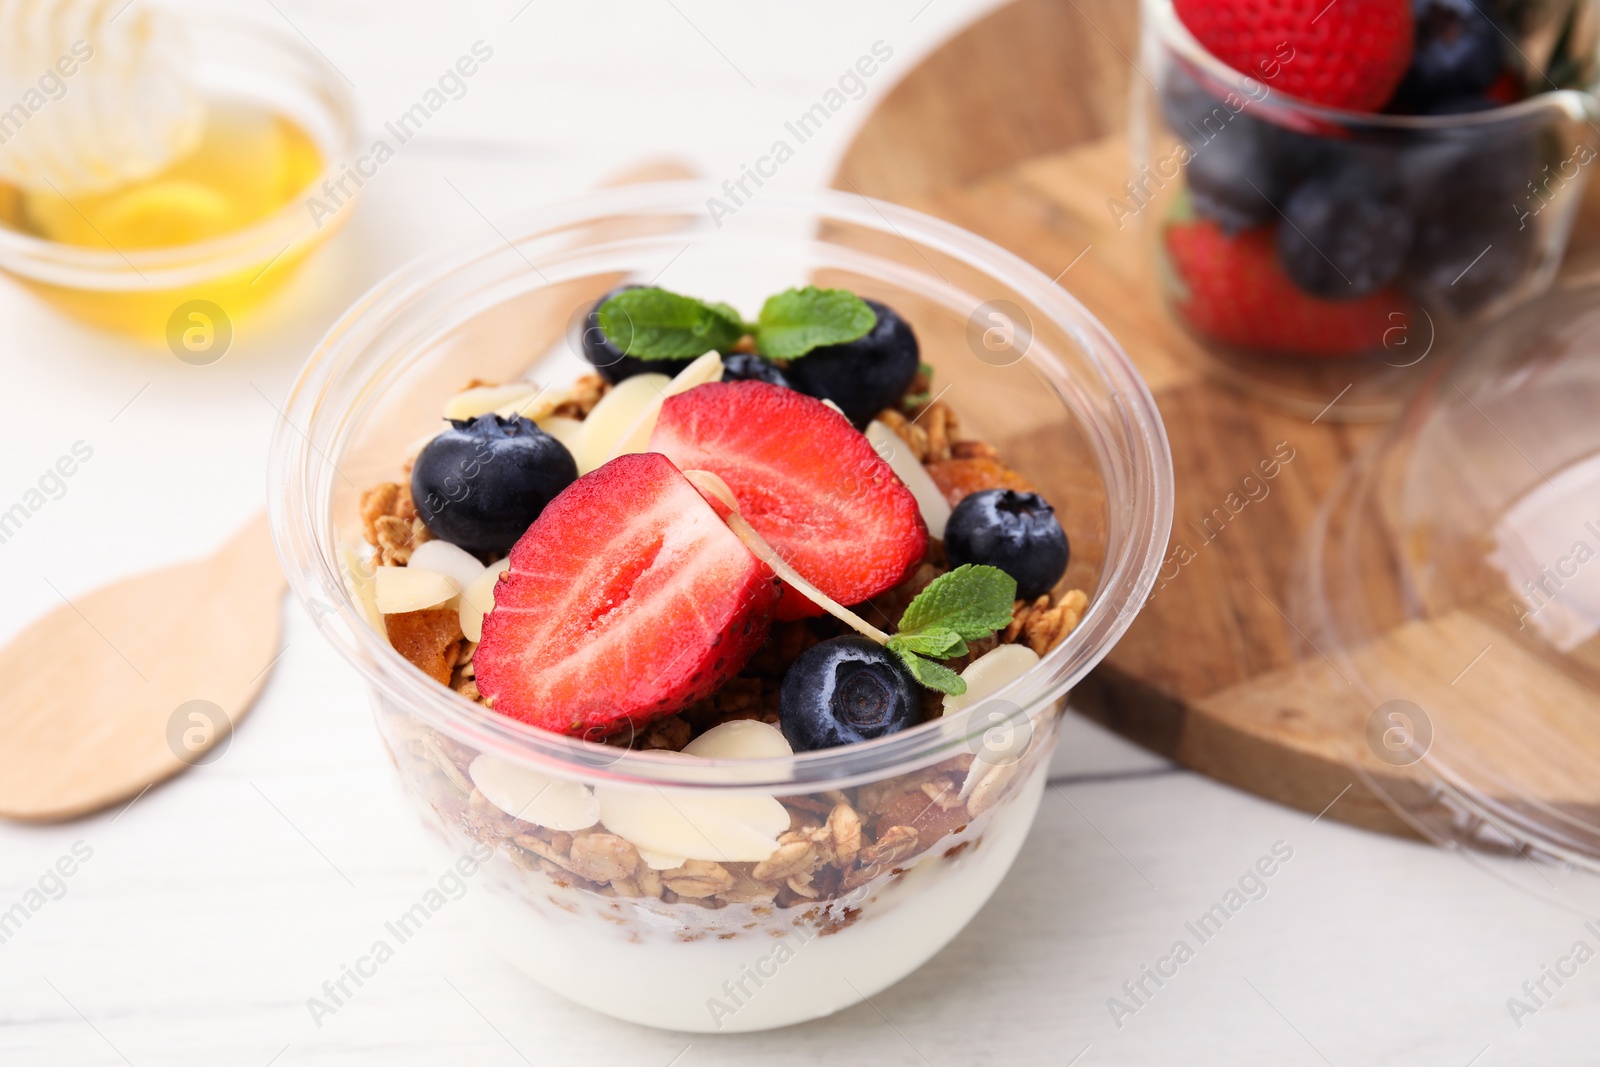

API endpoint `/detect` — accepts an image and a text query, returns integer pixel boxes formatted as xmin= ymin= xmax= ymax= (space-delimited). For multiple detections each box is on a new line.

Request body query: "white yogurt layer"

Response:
xmin=443 ymin=763 xmax=1047 ymax=1032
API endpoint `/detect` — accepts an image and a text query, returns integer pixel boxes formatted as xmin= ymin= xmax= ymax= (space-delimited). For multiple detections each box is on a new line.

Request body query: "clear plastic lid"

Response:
xmin=1295 ymin=280 xmax=1600 ymax=909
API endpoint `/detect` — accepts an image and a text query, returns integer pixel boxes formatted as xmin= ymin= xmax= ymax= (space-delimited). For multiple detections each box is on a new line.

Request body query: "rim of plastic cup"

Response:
xmin=1143 ymin=0 xmax=1600 ymax=132
xmin=267 ymin=181 xmax=1174 ymax=793
xmin=0 ymin=9 xmax=359 ymax=292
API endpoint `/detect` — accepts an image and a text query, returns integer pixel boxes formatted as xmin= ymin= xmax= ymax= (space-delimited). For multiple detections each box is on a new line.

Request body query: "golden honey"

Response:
xmin=0 ymin=98 xmax=329 ymax=340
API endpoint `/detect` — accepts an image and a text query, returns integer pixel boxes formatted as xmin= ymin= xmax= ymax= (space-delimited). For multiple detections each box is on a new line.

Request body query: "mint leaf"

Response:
xmin=596 ymin=287 xmax=745 ymax=360
xmin=898 ymin=564 xmax=1016 ymax=642
xmin=755 ymin=287 xmax=875 ymax=360
xmin=886 ymin=630 xmax=968 ymax=660
xmin=894 ymin=649 xmax=967 ymax=695
xmin=885 ymin=566 xmax=1016 ymax=694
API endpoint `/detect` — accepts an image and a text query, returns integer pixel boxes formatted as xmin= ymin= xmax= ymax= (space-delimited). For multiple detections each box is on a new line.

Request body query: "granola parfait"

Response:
xmin=270 ymin=184 xmax=1171 ymax=1032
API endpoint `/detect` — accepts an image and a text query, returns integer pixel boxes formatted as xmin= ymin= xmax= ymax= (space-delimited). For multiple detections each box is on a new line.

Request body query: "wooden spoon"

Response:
xmin=0 ymin=513 xmax=283 ymax=822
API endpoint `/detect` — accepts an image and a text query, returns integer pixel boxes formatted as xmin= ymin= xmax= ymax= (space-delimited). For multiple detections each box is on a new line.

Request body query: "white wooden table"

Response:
xmin=2 ymin=2 xmax=1598 ymax=1063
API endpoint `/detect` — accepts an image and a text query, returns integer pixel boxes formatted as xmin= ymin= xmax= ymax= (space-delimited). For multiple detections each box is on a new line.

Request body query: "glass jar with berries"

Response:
xmin=1136 ymin=0 xmax=1600 ymax=419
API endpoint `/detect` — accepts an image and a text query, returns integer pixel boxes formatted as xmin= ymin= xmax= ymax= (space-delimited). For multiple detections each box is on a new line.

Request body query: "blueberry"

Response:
xmin=1396 ymin=114 xmax=1538 ymax=315
xmin=1389 ymin=0 xmax=1504 ymax=114
xmin=1185 ymin=121 xmax=1289 ymax=232
xmin=580 ymin=286 xmax=695 ymax=384
xmin=779 ymin=636 xmax=919 ymax=751
xmin=1276 ymin=162 xmax=1414 ymax=299
xmin=411 ymin=414 xmax=578 ymax=556
xmin=720 ymin=351 xmax=793 ymax=388
xmin=1396 ymin=99 xmax=1538 ymax=218
xmin=944 ymin=490 xmax=1068 ymax=601
xmin=1406 ymin=199 xmax=1535 ymax=316
xmin=783 ymin=299 xmax=919 ymax=428
xmin=1162 ymin=67 xmax=1321 ymax=231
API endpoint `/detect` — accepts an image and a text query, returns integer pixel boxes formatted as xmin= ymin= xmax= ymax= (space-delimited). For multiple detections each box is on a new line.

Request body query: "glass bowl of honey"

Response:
xmin=0 ymin=7 xmax=358 ymax=343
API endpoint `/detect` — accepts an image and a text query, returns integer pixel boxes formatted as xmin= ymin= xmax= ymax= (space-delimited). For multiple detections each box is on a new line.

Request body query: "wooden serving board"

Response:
xmin=833 ymin=0 xmax=1600 ymax=839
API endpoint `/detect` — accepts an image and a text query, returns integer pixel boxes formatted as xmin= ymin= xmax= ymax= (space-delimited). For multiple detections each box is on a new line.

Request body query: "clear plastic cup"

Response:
xmin=1135 ymin=0 xmax=1600 ymax=420
xmin=0 ymin=9 xmax=359 ymax=342
xmin=268 ymin=183 xmax=1172 ymax=1032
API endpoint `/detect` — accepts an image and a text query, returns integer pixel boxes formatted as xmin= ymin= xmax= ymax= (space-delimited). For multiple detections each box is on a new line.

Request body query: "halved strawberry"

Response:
xmin=650 ymin=381 xmax=928 ymax=617
xmin=1175 ymin=0 xmax=1412 ymax=112
xmin=1164 ymin=216 xmax=1408 ymax=358
xmin=475 ymin=452 xmax=779 ymax=738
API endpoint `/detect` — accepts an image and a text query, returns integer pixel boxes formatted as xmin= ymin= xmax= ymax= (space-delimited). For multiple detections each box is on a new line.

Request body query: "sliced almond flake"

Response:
xmin=602 ymin=350 xmax=724 ymax=465
xmin=444 ymin=383 xmax=540 ymax=421
xmin=408 ymin=539 xmax=486 ymax=592
xmin=375 ymin=565 xmax=459 ymax=614
xmin=637 ymin=847 xmax=689 ymax=870
xmin=420 ymin=735 xmax=474 ymax=795
xmin=681 ymin=719 xmax=793 ymax=759
xmin=594 ymin=752 xmax=787 ymax=864
xmin=867 ymin=419 xmax=952 ymax=539
xmin=946 ymin=643 xmax=1041 ymax=798
xmin=596 ymin=788 xmax=786 ymax=863
xmin=966 ymin=760 xmax=1017 ymax=815
xmin=469 ymin=754 xmax=600 ymax=831
xmin=495 ymin=389 xmax=562 ymax=422
xmin=681 ymin=469 xmax=888 ymax=644
xmin=569 ymin=372 xmax=672 ymax=474
xmin=943 ymin=643 xmax=1040 ymax=716
xmin=459 ymin=558 xmax=510 ymax=644
xmin=536 ymin=414 xmax=584 ymax=451
xmin=340 ymin=542 xmax=386 ymax=639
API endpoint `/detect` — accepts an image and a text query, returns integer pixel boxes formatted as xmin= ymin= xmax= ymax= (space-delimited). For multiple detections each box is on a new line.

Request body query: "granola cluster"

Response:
xmin=1007 ymin=590 xmax=1090 ymax=657
xmin=547 ymin=373 xmax=607 ymax=419
xmin=359 ymin=481 xmax=430 ymax=566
